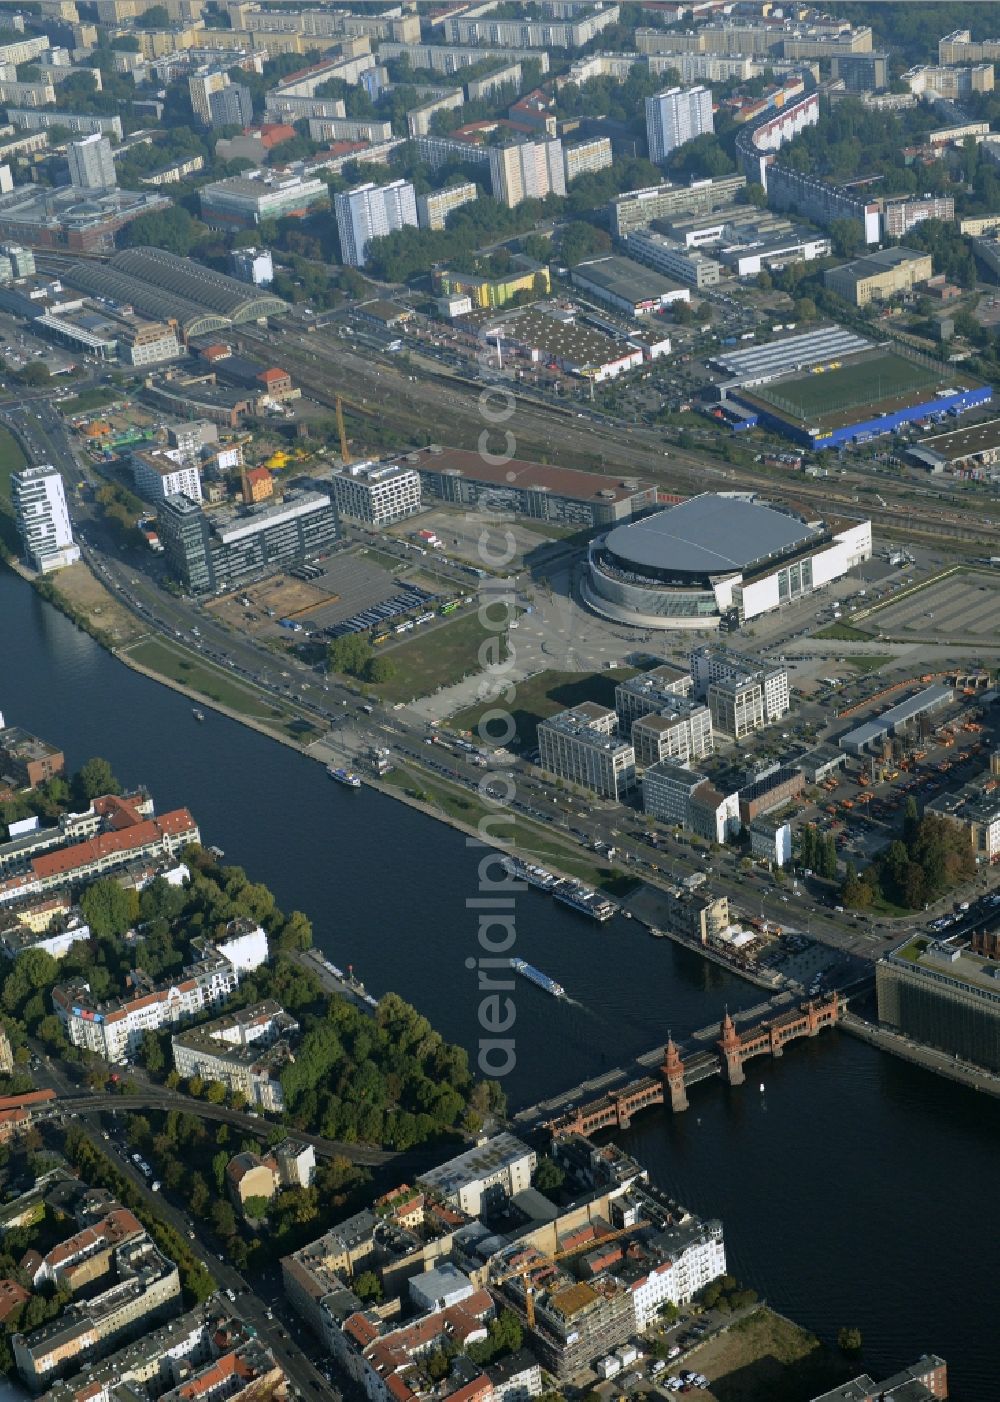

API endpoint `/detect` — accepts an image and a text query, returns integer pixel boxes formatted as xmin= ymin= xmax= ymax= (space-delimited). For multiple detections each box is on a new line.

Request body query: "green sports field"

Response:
xmin=751 ymin=350 xmax=943 ymax=425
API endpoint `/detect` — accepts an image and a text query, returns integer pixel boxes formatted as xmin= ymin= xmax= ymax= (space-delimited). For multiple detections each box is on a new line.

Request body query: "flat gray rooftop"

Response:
xmin=604 ymin=493 xmax=819 ymax=576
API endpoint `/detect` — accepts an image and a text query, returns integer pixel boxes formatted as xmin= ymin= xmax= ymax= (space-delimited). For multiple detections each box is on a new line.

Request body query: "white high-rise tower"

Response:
xmin=11 ymin=465 xmax=80 ymax=573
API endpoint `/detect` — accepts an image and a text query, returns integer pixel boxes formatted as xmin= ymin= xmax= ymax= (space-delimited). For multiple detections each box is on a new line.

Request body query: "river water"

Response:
xmin=4 ymin=572 xmax=999 ymax=1399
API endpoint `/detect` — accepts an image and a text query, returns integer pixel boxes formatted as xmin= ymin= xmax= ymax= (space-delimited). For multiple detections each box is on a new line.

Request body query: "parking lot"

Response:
xmin=862 ymin=567 xmax=1000 ymax=643
xmin=206 ymin=551 xmax=426 ymax=641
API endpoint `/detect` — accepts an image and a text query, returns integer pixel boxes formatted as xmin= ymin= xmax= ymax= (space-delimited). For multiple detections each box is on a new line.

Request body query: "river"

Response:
xmin=4 ymin=571 xmax=999 ymax=1399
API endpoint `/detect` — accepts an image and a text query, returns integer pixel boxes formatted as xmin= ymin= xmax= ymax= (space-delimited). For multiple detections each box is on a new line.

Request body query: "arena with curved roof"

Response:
xmin=583 ymin=492 xmax=872 ymax=631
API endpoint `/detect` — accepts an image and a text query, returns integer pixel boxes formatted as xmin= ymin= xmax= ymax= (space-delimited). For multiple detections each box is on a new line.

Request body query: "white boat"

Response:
xmin=759 ymin=1082 xmax=765 ymax=1093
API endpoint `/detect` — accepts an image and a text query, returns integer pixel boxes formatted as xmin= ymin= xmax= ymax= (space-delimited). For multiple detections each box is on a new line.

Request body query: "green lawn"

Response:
xmin=451 ymin=666 xmax=639 ymax=749
xmin=844 ymin=654 xmax=894 ymax=674
xmin=0 ymin=425 xmax=27 ymax=557
xmin=367 ymin=608 xmax=497 ymax=704
xmin=127 ymin=638 xmax=314 ymax=739
xmin=814 ymin=622 xmax=874 ymax=642
xmin=753 ymin=350 xmax=941 ymax=423
xmin=381 ymin=762 xmax=633 ymax=893
xmin=60 ymin=388 xmax=126 ymax=416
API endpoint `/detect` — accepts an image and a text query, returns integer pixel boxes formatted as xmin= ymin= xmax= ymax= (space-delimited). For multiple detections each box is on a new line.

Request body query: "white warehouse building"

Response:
xmin=583 ymin=492 xmax=872 ymax=631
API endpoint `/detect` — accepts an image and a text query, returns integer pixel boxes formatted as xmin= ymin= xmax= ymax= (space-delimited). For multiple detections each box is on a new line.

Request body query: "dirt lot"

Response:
xmin=50 ymin=562 xmax=146 ymax=644
xmin=683 ymin=1308 xmax=847 ymax=1402
xmin=387 ymin=505 xmax=568 ymax=572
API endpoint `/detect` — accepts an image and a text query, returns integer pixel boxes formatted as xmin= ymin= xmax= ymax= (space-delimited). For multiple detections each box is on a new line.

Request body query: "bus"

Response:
xmin=373 ymin=632 xmax=391 ymax=645
xmin=439 ymin=601 xmax=460 ymax=615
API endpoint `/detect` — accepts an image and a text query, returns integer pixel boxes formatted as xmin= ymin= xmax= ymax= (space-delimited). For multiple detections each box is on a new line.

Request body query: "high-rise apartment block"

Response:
xmin=208 ymin=81 xmax=253 ymax=128
xmin=489 ymin=138 xmax=566 ymax=208
xmin=10 ymin=465 xmax=80 ymax=573
xmin=416 ymin=181 xmax=478 ymax=231
xmin=645 ymin=86 xmax=713 ymax=165
xmin=67 ymin=133 xmax=116 ymax=190
xmin=334 ymin=179 xmax=418 ymax=267
xmin=188 ymin=69 xmax=229 ymax=124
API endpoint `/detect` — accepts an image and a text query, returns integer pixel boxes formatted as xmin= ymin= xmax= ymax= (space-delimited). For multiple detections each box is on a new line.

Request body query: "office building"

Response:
xmin=172 ymin=1000 xmax=298 ymax=1111
xmin=813 ymin=1356 xmax=948 ymax=1402
xmin=412 ymin=444 xmax=655 ymax=527
xmin=157 ymin=489 xmax=337 ymax=594
xmin=199 ymin=172 xmax=328 ymax=229
xmin=416 ymin=182 xmax=478 ymax=232
xmin=537 ymin=703 xmax=636 ymax=801
xmin=642 ymin=768 xmax=734 ymax=841
xmin=334 ymin=179 xmax=418 ymax=267
xmin=824 ymin=247 xmax=934 ymax=306
xmin=231 ymin=246 xmax=273 ymax=286
xmin=116 ymin=317 xmax=182 ymax=367
xmin=645 ymin=87 xmax=713 ymax=165
xmin=829 ymin=52 xmax=890 ymax=91
xmin=738 ymin=766 xmax=804 ymax=823
xmin=433 ymin=264 xmax=550 ymax=309
xmin=749 ymin=817 xmax=792 ymax=868
xmin=489 ymin=138 xmax=565 ymax=208
xmin=10 ymin=465 xmax=80 ymax=573
xmin=328 ymin=461 xmax=421 ymax=528
xmin=622 ymin=228 xmax=722 ymax=288
xmin=67 ymin=134 xmax=116 ymax=190
xmin=926 ymin=784 xmax=1000 ymax=864
xmin=877 ymin=937 xmax=1000 ymax=1075
xmin=611 ymin=175 xmax=747 ymax=238
xmin=689 ymin=649 xmax=789 ymax=741
xmin=631 ymin=702 xmax=713 ymax=769
xmin=0 ymin=725 xmax=65 ymax=790
xmin=130 ymin=448 xmax=202 ymax=506
xmin=415 ymin=1133 xmax=535 ymax=1216
xmin=208 ymin=81 xmax=253 ymax=128
xmin=615 ymin=665 xmax=694 ymax=734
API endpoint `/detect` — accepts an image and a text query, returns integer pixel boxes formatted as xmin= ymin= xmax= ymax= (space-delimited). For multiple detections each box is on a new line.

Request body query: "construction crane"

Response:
xmin=491 ymin=1222 xmax=648 ymax=1328
xmin=336 ymin=394 xmax=350 ymax=466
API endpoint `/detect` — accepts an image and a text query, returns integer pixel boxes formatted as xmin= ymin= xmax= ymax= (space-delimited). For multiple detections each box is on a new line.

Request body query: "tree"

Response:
xmin=81 ymin=878 xmax=137 ymax=939
xmin=837 ymin=1326 xmax=863 ymax=1354
xmin=353 ymin=1270 xmax=382 ymax=1302
xmin=136 ymin=2 xmax=169 ymax=25
xmin=124 ymin=206 xmax=208 ymax=257
xmin=275 ymin=910 xmax=313 ymax=952
xmin=829 ymin=219 xmax=864 ymax=259
xmin=17 ymin=362 xmax=50 ymax=388
xmin=211 ymin=1198 xmax=237 ymax=1238
xmin=242 ymin=1195 xmax=271 ymax=1219
xmin=744 ymin=181 xmax=767 ymax=208
xmin=72 ymin=757 xmax=120 ymax=805
xmin=328 ymin=634 xmax=373 ymax=678
xmin=203 ymin=1080 xmax=227 ymax=1104
xmin=560 ymin=221 xmax=611 ymax=267
xmin=364 ymin=656 xmax=396 ymax=684
xmin=532 ymin=1157 xmax=565 ymax=1193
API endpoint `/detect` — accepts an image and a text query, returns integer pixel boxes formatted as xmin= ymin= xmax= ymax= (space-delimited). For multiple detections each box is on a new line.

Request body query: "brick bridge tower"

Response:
xmin=719 ymin=1009 xmax=745 ymax=1086
xmin=661 ymin=1034 xmax=688 ymax=1113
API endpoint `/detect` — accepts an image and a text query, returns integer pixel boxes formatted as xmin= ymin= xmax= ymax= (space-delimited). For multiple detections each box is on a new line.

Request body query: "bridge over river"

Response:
xmin=514 ymin=990 xmax=843 ymax=1136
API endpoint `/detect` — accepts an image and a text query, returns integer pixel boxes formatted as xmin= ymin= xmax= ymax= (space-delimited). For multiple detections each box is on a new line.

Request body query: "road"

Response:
xmin=31 ymin=1042 xmax=340 ymax=1398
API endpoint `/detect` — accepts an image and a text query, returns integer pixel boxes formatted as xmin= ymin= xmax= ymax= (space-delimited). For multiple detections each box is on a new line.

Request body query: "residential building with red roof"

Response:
xmin=0 ymin=798 xmax=198 ymax=907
